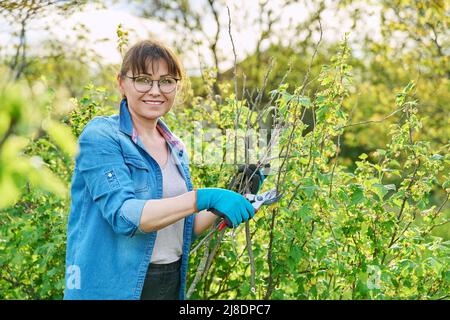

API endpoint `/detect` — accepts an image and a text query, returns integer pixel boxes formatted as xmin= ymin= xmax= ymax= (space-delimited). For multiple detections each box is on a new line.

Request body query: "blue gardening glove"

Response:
xmin=256 ymin=168 xmax=265 ymax=192
xmin=195 ymin=188 xmax=255 ymax=228
xmin=231 ymin=164 xmax=269 ymax=194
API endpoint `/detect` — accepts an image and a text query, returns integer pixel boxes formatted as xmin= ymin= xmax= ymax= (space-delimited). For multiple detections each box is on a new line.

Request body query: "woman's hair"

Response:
xmin=120 ymin=39 xmax=184 ymax=78
xmin=119 ymin=39 xmax=189 ymax=102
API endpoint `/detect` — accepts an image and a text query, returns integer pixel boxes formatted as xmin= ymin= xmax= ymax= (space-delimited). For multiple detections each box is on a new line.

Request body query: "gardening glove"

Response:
xmin=230 ymin=163 xmax=270 ymax=194
xmin=195 ymin=188 xmax=255 ymax=228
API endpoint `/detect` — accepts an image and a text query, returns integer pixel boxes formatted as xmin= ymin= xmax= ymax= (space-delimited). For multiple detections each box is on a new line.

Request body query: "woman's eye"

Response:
xmin=136 ymin=77 xmax=151 ymax=84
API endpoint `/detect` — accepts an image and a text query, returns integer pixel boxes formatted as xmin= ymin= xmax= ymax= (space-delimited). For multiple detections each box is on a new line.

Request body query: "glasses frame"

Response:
xmin=124 ymin=75 xmax=180 ymax=94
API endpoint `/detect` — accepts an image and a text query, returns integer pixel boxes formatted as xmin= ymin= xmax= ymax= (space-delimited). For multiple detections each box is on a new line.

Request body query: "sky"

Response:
xmin=0 ymin=0 xmax=382 ymax=76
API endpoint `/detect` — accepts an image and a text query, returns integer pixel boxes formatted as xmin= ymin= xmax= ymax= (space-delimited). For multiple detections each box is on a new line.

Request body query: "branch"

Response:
xmin=328 ymin=133 xmax=341 ymax=197
xmin=207 ymin=0 xmax=222 ymax=95
xmin=276 ymin=17 xmax=323 ymax=191
xmin=0 ymin=117 xmax=17 ymax=151
xmin=382 ymin=158 xmax=421 ymax=265
xmin=337 ymin=105 xmax=406 ymax=130
xmin=431 ymin=192 xmax=449 ymax=221
xmin=425 ymin=22 xmax=444 ymax=57
xmin=264 ymin=207 xmax=277 ymax=299
xmin=227 ymin=5 xmax=241 ymax=174
xmin=426 ymin=217 xmax=450 ymax=234
xmin=186 ymin=229 xmax=212 ymax=298
xmin=203 ymin=229 xmax=225 ymax=282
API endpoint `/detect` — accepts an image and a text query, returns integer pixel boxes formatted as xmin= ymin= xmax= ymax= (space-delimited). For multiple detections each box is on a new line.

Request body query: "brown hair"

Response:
xmin=118 ymin=39 xmax=190 ymax=104
xmin=119 ymin=39 xmax=185 ymax=79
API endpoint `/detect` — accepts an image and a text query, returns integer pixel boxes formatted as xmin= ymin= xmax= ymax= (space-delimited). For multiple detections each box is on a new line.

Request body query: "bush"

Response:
xmin=0 ymin=39 xmax=448 ymax=300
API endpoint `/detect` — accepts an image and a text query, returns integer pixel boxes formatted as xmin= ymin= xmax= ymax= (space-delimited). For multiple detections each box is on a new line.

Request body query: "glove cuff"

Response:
xmin=193 ymin=188 xmax=199 ymax=212
xmin=195 ymin=188 xmax=224 ymax=212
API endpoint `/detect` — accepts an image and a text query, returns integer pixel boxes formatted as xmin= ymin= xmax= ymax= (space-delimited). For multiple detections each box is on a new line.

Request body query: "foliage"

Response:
xmin=185 ymin=37 xmax=449 ymax=300
xmin=0 ymin=82 xmax=114 ymax=299
xmin=0 ymin=0 xmax=448 ymax=300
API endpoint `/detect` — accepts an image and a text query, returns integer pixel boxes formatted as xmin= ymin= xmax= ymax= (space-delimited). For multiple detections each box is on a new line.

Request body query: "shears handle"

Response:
xmin=208 ymin=208 xmax=232 ymax=231
xmin=218 ymin=221 xmax=228 ymax=231
xmin=217 ymin=207 xmax=259 ymax=231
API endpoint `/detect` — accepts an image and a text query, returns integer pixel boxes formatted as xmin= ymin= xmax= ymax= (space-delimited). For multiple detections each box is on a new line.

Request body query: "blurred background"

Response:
xmin=1 ymin=0 xmax=448 ymax=151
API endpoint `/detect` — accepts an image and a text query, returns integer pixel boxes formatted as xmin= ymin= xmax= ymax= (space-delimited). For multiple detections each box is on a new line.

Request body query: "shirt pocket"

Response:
xmin=124 ymin=156 xmax=149 ymax=194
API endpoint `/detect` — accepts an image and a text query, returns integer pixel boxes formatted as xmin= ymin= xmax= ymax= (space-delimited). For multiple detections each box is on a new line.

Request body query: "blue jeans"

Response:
xmin=140 ymin=258 xmax=181 ymax=300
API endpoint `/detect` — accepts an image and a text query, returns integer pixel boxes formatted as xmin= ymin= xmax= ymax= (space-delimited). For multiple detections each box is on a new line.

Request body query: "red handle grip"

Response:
xmin=217 ymin=207 xmax=258 ymax=231
xmin=218 ymin=221 xmax=227 ymax=231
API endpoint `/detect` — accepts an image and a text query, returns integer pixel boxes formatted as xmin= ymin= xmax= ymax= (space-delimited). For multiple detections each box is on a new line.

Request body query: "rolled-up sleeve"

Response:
xmin=76 ymin=117 xmax=147 ymax=237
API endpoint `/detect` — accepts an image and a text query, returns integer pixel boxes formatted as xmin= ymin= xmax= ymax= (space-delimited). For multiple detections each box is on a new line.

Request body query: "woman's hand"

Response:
xmin=195 ymin=188 xmax=255 ymax=228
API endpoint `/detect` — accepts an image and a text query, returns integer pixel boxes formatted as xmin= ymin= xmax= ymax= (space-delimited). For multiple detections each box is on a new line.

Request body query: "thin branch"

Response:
xmin=227 ymin=5 xmax=240 ymax=175
xmin=431 ymin=193 xmax=449 ymax=221
xmin=277 ymin=17 xmax=323 ymax=191
xmin=0 ymin=117 xmax=17 ymax=150
xmin=186 ymin=231 xmax=212 ymax=298
xmin=328 ymin=133 xmax=341 ymax=197
xmin=337 ymin=105 xmax=406 ymax=130
xmin=264 ymin=207 xmax=277 ymax=299
xmin=207 ymin=0 xmax=222 ymax=95
xmin=426 ymin=218 xmax=450 ymax=234
xmin=203 ymin=229 xmax=225 ymax=281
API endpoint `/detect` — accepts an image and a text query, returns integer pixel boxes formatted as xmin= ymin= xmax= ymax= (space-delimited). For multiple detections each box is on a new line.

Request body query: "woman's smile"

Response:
xmin=142 ymin=99 xmax=165 ymax=105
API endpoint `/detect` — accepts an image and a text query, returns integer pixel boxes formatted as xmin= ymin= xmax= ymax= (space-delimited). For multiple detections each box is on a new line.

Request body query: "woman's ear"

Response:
xmin=117 ymin=74 xmax=125 ymax=97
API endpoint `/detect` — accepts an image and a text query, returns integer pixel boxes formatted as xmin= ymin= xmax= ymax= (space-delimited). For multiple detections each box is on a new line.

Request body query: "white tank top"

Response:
xmin=150 ymin=142 xmax=187 ymax=264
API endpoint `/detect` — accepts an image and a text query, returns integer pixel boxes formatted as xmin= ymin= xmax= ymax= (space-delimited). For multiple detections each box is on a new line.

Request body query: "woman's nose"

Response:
xmin=148 ymin=80 xmax=162 ymax=95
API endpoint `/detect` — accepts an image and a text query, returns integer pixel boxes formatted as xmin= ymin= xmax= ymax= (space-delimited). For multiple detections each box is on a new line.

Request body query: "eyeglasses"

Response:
xmin=124 ymin=75 xmax=180 ymax=94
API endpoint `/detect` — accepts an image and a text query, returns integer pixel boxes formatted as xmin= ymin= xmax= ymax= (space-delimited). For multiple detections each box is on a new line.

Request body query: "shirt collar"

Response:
xmin=119 ymin=98 xmax=185 ymax=154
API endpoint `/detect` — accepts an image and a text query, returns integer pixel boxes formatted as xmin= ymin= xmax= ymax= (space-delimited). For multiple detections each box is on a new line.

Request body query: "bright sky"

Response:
xmin=0 ymin=0 xmax=382 ymax=76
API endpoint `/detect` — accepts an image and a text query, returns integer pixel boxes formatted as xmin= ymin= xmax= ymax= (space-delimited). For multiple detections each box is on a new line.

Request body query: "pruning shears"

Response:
xmin=190 ymin=189 xmax=282 ymax=254
xmin=217 ymin=189 xmax=282 ymax=231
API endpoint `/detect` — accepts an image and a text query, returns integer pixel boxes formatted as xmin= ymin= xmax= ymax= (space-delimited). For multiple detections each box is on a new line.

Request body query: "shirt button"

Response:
xmin=107 ymin=173 xmax=113 ymax=178
xmin=178 ymin=150 xmax=183 ymax=157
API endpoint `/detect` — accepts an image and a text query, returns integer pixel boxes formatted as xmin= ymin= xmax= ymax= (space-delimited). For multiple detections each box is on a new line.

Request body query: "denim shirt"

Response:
xmin=64 ymin=99 xmax=197 ymax=300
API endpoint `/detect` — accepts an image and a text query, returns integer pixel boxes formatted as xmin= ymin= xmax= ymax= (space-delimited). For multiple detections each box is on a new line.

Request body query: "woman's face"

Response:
xmin=118 ymin=59 xmax=177 ymax=121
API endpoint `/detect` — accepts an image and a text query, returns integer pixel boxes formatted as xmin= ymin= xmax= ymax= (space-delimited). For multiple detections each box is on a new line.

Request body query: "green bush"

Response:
xmin=185 ymin=38 xmax=450 ymax=300
xmin=0 ymin=39 xmax=448 ymax=300
xmin=0 ymin=82 xmax=114 ymax=299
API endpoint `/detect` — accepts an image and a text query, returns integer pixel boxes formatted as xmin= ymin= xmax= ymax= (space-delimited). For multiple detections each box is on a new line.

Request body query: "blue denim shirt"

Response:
xmin=64 ymin=99 xmax=197 ymax=300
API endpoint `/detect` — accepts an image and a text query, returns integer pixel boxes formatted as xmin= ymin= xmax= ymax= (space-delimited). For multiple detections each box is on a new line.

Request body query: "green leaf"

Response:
xmin=385 ymin=184 xmax=396 ymax=191
xmin=316 ymin=105 xmax=330 ymax=122
xmin=299 ymin=96 xmax=312 ymax=108
xmin=0 ymin=175 xmax=21 ymax=209
xmin=315 ymin=95 xmax=326 ymax=104
xmin=338 ymin=189 xmax=350 ymax=202
xmin=443 ymin=180 xmax=450 ymax=189
xmin=402 ymin=81 xmax=414 ymax=94
xmin=299 ymin=204 xmax=313 ymax=222
xmin=359 ymin=153 xmax=368 ymax=160
xmin=240 ymin=283 xmax=251 ymax=296
xmin=372 ymin=183 xmax=397 ymax=200
xmin=42 ymin=118 xmax=78 ymax=157
xmin=318 ymin=172 xmax=332 ymax=185
xmin=350 ymin=185 xmax=365 ymax=205
xmin=417 ymin=198 xmax=429 ymax=210
xmin=294 ymin=246 xmax=304 ymax=260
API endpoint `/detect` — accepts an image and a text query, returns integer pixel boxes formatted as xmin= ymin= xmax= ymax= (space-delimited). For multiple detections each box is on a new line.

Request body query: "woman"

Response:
xmin=64 ymin=39 xmax=255 ymax=300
